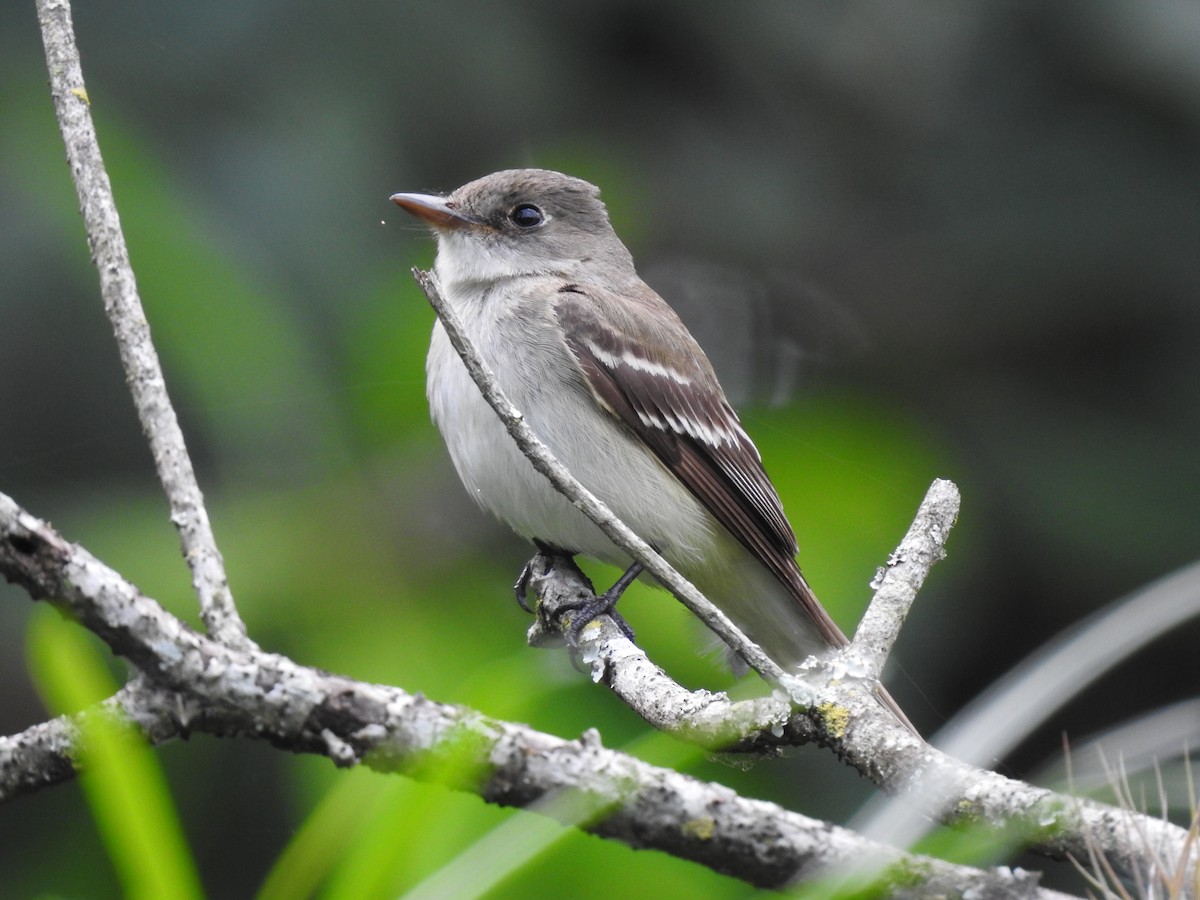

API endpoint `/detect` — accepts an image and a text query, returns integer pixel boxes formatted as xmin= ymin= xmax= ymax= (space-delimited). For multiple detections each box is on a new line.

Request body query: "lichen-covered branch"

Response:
xmin=0 ymin=492 xmax=1066 ymax=896
xmin=523 ymin=549 xmax=809 ymax=750
xmin=500 ymin=503 xmax=1197 ymax=890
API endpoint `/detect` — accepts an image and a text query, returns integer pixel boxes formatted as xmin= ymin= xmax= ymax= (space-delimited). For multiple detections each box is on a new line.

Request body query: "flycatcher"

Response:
xmin=392 ymin=169 xmax=909 ymax=726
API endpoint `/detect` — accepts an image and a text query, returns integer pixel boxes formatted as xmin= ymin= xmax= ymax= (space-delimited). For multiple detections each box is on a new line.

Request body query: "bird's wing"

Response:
xmin=554 ymin=281 xmax=846 ymax=648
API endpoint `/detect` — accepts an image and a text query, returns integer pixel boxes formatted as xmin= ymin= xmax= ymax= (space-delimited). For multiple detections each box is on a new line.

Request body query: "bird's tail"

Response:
xmin=690 ymin=540 xmax=919 ymax=736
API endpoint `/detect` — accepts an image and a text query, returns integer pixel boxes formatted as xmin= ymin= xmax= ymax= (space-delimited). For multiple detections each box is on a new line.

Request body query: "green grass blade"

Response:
xmin=26 ymin=606 xmax=204 ymax=900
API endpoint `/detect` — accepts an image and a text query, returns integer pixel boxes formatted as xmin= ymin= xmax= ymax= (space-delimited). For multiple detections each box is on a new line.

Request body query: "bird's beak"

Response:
xmin=390 ymin=192 xmax=477 ymax=231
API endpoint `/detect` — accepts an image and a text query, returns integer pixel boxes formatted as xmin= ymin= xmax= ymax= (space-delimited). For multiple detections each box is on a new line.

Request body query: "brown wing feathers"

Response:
xmin=556 ymin=284 xmax=848 ymax=650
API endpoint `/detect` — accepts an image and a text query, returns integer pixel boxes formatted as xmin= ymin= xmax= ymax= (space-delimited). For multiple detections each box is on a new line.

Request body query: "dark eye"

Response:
xmin=509 ymin=204 xmax=544 ymax=228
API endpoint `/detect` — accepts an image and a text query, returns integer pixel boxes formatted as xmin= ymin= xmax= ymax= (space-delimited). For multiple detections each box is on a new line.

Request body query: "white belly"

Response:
xmin=426 ymin=319 xmax=716 ymax=569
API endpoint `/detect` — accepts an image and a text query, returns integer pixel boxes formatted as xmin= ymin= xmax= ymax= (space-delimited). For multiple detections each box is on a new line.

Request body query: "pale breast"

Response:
xmin=425 ymin=313 xmax=717 ymax=569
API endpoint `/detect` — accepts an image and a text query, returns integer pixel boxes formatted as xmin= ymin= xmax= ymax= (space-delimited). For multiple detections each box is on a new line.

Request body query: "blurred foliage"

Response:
xmin=3 ymin=0 xmax=1200 ymax=895
xmin=27 ymin=607 xmax=203 ymax=899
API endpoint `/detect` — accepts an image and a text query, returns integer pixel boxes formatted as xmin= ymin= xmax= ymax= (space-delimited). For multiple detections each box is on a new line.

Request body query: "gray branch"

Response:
xmin=0 ymin=493 xmax=1068 ymax=897
xmin=35 ymin=0 xmax=250 ymax=649
xmin=408 ymin=269 xmax=1198 ymax=889
xmin=850 ymin=477 xmax=960 ymax=681
xmin=523 ymin=550 xmax=807 ymax=750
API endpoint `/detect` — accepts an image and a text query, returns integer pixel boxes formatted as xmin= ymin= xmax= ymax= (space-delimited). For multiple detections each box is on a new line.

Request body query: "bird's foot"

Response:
xmin=560 ymin=561 xmax=642 ymax=646
xmin=516 ymin=547 xmax=640 ymax=647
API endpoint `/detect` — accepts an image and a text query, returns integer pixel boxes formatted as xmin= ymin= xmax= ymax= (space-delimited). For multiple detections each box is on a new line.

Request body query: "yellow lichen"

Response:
xmin=682 ymin=817 xmax=715 ymax=840
xmin=817 ymin=702 xmax=850 ymax=738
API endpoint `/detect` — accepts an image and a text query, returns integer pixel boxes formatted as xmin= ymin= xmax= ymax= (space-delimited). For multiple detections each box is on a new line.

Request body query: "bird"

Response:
xmin=391 ymin=168 xmax=912 ymax=729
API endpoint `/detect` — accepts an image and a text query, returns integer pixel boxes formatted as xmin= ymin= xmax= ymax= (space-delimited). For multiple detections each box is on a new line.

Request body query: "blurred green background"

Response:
xmin=2 ymin=1 xmax=1199 ymax=896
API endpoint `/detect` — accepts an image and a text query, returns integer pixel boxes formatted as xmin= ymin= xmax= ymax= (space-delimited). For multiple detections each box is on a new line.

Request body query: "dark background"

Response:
xmin=2 ymin=1 xmax=1198 ymax=896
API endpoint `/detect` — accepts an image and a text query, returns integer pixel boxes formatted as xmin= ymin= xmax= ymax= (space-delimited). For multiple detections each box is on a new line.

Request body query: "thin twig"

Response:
xmin=400 ymin=269 xmax=1200 ymax=884
xmin=35 ymin=0 xmax=251 ymax=649
xmin=850 ymin=478 xmax=960 ymax=681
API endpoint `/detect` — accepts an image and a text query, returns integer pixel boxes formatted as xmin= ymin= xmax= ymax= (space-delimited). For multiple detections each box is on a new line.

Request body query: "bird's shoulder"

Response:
xmin=550 ymin=278 xmax=799 ymax=558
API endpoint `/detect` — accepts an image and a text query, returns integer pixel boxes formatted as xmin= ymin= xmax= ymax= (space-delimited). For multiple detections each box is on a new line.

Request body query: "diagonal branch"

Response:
xmin=3 ymin=487 xmax=1185 ymax=892
xmin=2 ymin=486 xmax=1192 ymax=888
xmin=35 ymin=0 xmax=250 ymax=649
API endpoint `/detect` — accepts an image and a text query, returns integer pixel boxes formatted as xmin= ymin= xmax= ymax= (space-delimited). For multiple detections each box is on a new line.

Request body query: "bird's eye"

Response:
xmin=509 ymin=204 xmax=544 ymax=228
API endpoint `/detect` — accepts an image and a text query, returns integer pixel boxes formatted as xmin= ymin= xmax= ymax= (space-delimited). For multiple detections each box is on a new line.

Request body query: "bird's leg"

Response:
xmin=561 ymin=560 xmax=642 ymax=645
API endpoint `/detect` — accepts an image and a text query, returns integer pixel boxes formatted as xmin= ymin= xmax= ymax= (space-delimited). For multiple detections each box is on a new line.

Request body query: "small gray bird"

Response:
xmin=392 ymin=169 xmax=910 ymax=727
